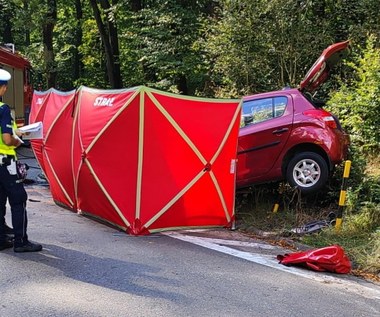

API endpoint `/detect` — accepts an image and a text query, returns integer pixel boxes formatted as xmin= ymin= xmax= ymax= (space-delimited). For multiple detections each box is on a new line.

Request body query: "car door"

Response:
xmin=237 ymin=95 xmax=294 ymax=185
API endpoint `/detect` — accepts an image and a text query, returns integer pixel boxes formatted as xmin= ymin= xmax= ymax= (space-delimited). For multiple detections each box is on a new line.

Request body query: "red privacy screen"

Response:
xmin=31 ymin=86 xmax=242 ymax=235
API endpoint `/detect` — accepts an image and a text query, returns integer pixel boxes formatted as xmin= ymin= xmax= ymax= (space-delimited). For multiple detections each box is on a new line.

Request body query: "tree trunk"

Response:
xmin=0 ymin=2 xmax=13 ymax=43
xmin=73 ymin=0 xmax=83 ymax=84
xmin=89 ymin=0 xmax=123 ymax=89
xmin=23 ymin=1 xmax=30 ymax=45
xmin=130 ymin=0 xmax=142 ymax=11
xmin=42 ymin=0 xmax=57 ymax=88
xmin=177 ymin=74 xmax=188 ymax=95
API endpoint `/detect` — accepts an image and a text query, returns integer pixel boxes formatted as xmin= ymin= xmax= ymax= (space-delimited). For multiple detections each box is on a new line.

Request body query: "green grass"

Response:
xmin=301 ymin=205 xmax=380 ymax=274
xmin=236 ymin=183 xmax=380 ymax=276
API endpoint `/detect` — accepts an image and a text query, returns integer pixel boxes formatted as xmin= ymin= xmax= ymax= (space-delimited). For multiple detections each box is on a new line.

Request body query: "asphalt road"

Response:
xmin=0 ymin=146 xmax=379 ymax=317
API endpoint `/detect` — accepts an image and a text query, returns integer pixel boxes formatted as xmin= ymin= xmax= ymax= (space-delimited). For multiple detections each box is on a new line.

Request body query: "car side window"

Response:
xmin=241 ymin=96 xmax=287 ymax=127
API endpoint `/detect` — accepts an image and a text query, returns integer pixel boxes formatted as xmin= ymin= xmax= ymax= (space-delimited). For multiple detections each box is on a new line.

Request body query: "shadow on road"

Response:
xmin=9 ymin=243 xmax=185 ymax=301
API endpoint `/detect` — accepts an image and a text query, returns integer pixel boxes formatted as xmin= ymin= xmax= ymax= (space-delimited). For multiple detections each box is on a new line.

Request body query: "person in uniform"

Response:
xmin=0 ymin=68 xmax=42 ymax=252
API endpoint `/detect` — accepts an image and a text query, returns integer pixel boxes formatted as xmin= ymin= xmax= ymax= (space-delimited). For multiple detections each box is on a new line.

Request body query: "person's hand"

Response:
xmin=15 ymin=129 xmax=30 ymax=137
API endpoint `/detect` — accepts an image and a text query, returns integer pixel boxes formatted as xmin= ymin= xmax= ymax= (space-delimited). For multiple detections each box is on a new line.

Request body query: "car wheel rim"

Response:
xmin=293 ymin=158 xmax=321 ymax=188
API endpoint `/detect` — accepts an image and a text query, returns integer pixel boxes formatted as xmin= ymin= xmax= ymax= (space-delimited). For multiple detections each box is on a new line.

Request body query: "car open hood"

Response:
xmin=300 ymin=40 xmax=350 ymax=93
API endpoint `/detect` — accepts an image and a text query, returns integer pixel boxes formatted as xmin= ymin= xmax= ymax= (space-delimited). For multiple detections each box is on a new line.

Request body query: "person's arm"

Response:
xmin=2 ymin=133 xmax=22 ymax=147
xmin=0 ymin=105 xmax=22 ymax=147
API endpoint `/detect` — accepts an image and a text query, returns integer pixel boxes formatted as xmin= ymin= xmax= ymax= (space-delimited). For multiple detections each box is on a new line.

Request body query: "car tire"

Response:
xmin=286 ymin=152 xmax=329 ymax=194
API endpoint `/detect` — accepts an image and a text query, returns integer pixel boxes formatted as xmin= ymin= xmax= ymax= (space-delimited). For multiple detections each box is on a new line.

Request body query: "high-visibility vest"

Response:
xmin=0 ymin=101 xmax=17 ymax=156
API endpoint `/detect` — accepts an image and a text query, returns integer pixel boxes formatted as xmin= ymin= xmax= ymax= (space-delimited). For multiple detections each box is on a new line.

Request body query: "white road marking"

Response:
xmin=164 ymin=231 xmax=380 ymax=300
xmin=188 ymin=237 xmax=277 ymax=249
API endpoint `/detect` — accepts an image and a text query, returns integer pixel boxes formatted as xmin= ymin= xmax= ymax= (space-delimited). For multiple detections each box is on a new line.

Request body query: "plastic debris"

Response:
xmin=277 ymin=245 xmax=351 ymax=274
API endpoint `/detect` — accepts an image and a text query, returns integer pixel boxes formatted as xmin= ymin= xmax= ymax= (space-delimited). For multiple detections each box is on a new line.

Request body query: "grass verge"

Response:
xmin=236 ymin=183 xmax=380 ymax=281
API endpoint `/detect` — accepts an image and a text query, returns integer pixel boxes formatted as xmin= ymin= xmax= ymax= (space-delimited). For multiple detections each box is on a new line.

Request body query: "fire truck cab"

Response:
xmin=0 ymin=43 xmax=33 ymax=126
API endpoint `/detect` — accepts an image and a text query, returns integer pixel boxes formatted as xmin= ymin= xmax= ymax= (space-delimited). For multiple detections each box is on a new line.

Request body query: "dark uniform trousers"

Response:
xmin=0 ymin=162 xmax=28 ymax=246
xmin=0 ymin=186 xmax=6 ymax=229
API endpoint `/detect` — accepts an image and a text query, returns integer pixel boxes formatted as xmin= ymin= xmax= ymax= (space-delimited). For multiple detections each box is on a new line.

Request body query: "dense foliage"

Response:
xmin=2 ymin=0 xmax=380 ymax=95
xmin=329 ymin=36 xmax=380 ymax=156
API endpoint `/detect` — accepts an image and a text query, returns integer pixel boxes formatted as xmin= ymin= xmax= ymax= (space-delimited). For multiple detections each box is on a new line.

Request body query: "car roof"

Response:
xmin=243 ymin=88 xmax=299 ymax=101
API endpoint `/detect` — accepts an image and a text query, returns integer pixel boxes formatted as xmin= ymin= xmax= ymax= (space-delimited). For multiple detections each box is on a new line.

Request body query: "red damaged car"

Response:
xmin=237 ymin=41 xmax=350 ymax=194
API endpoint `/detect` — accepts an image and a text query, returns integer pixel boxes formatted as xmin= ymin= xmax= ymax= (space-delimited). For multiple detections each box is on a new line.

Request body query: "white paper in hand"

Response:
xmin=18 ymin=121 xmax=43 ymax=139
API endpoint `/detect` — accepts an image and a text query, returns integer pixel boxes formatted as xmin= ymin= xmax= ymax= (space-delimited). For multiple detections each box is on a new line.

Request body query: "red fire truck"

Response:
xmin=0 ymin=43 xmax=33 ymax=126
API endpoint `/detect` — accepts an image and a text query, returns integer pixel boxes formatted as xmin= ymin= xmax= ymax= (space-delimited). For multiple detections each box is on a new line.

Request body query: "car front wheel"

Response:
xmin=286 ymin=152 xmax=329 ymax=194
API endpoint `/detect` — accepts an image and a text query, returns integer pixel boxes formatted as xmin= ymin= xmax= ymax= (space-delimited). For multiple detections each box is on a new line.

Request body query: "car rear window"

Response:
xmin=241 ymin=96 xmax=287 ymax=127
